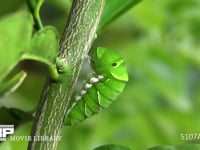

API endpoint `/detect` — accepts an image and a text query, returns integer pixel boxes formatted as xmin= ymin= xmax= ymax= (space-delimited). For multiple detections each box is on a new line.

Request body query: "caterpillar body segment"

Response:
xmin=64 ymin=48 xmax=128 ymax=125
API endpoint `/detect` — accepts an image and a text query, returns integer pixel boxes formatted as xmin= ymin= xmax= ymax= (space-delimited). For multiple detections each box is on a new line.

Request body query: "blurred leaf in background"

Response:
xmin=1 ymin=0 xmax=200 ymax=150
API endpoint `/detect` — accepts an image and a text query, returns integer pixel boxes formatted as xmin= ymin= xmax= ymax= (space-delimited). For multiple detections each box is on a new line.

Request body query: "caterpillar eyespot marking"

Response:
xmin=112 ymin=62 xmax=117 ymax=67
xmin=64 ymin=47 xmax=128 ymax=125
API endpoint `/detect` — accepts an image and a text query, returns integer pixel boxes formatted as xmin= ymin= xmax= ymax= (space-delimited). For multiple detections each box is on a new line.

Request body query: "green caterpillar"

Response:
xmin=64 ymin=47 xmax=128 ymax=125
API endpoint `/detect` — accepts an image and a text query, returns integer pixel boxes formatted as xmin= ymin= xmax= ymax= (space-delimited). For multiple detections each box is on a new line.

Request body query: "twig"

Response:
xmin=28 ymin=0 xmax=105 ymax=149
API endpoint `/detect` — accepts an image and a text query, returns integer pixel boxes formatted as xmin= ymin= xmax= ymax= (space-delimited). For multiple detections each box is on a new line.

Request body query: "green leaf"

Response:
xmin=0 ymin=11 xmax=33 ymax=82
xmin=148 ymin=144 xmax=200 ymax=150
xmin=93 ymin=144 xmax=132 ymax=150
xmin=23 ymin=26 xmax=59 ymax=63
xmin=0 ymin=11 xmax=58 ymax=95
xmin=22 ymin=26 xmax=59 ymax=79
xmin=26 ymin=0 xmax=45 ymax=29
xmin=98 ymin=0 xmax=142 ymax=31
xmin=0 ymin=71 xmax=27 ymax=97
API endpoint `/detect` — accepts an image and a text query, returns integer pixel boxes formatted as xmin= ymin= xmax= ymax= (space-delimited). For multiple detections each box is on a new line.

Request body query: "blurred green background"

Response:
xmin=0 ymin=0 xmax=200 ymax=150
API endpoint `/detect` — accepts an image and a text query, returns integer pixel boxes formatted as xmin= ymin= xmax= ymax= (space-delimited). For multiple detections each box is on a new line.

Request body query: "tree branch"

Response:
xmin=28 ymin=0 xmax=105 ymax=149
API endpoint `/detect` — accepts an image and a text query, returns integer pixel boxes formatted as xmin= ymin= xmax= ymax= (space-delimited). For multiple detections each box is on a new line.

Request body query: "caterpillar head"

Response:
xmin=91 ymin=47 xmax=128 ymax=81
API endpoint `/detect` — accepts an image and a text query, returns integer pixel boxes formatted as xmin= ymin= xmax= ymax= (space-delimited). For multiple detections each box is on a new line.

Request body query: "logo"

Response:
xmin=0 ymin=125 xmax=14 ymax=141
